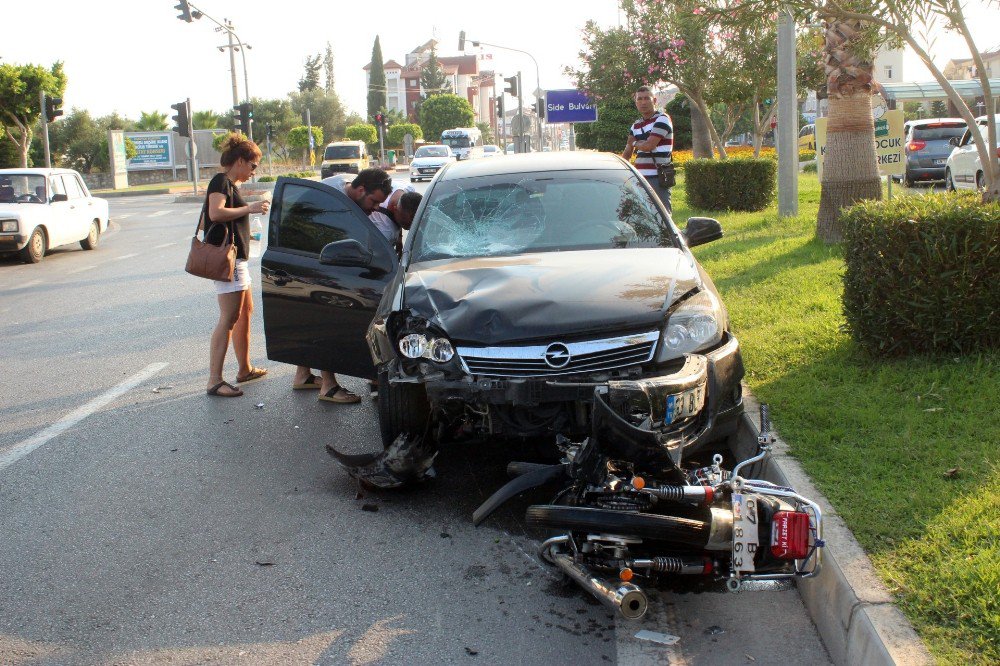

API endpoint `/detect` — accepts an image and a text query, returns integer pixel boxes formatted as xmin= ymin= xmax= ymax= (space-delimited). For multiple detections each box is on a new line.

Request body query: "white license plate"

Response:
xmin=934 ymin=159 xmax=946 ymax=165
xmin=664 ymin=384 xmax=705 ymax=424
xmin=731 ymin=493 xmax=761 ymax=573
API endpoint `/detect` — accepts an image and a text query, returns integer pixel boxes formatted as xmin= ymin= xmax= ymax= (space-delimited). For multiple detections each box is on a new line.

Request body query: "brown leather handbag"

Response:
xmin=185 ymin=195 xmax=236 ymax=281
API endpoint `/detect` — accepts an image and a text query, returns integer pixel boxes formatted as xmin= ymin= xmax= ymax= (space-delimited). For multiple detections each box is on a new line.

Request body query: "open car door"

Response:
xmin=261 ymin=177 xmax=398 ymax=379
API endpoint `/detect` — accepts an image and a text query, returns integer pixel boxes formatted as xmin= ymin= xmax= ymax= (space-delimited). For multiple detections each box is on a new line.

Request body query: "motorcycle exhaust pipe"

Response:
xmin=551 ymin=552 xmax=648 ymax=620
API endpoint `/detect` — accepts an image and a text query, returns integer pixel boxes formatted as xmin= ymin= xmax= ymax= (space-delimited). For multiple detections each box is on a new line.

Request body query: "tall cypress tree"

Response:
xmin=324 ymin=42 xmax=335 ymax=94
xmin=420 ymin=45 xmax=452 ymax=97
xmin=367 ymin=36 xmax=386 ymax=121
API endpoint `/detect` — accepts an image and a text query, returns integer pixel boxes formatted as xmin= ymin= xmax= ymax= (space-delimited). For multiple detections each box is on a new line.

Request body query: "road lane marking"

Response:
xmin=12 ymin=279 xmax=44 ymax=289
xmin=152 ymin=242 xmax=175 ymax=249
xmin=116 ymin=213 xmax=133 ymax=219
xmin=0 ymin=362 xmax=168 ymax=472
xmin=148 ymin=210 xmax=171 ymax=218
xmin=112 ymin=253 xmax=139 ymax=261
xmin=67 ymin=265 xmax=96 ymax=274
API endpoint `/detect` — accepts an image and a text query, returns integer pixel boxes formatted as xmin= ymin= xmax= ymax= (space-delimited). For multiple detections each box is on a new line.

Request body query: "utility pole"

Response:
xmin=305 ymin=108 xmax=313 ymax=168
xmin=517 ymin=71 xmax=524 ymax=152
xmin=777 ymin=10 xmax=798 ymax=217
xmin=40 ymin=91 xmax=52 ymax=168
xmin=226 ymin=19 xmax=239 ymax=107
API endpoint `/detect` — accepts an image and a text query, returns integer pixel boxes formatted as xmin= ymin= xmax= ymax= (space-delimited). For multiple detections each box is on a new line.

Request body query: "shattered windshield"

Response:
xmin=410 ymin=170 xmax=678 ymax=261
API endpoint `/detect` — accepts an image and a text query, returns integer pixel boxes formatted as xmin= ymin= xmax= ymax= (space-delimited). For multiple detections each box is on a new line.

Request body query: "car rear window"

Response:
xmin=912 ymin=124 xmax=966 ymax=140
xmin=410 ymin=170 xmax=678 ymax=261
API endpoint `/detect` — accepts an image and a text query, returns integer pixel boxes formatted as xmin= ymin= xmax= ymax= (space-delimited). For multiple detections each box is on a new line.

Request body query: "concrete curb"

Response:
xmin=734 ymin=391 xmax=933 ymax=666
xmin=95 ymin=188 xmax=172 ymax=198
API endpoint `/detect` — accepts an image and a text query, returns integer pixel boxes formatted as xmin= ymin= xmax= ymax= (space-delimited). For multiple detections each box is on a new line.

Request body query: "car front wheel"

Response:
xmin=80 ymin=220 xmax=100 ymax=250
xmin=20 ymin=227 xmax=46 ymax=263
xmin=377 ymin=370 xmax=431 ymax=449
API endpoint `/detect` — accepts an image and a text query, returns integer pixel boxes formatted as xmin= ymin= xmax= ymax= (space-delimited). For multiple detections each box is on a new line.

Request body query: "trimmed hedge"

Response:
xmin=684 ymin=158 xmax=776 ymax=211
xmin=841 ymin=193 xmax=1000 ymax=356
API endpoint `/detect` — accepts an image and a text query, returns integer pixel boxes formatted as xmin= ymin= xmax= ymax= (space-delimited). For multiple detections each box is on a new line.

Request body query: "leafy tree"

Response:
xmin=324 ymin=42 xmax=336 ymax=94
xmin=287 ymin=125 xmax=323 ymax=164
xmin=289 ymin=89 xmax=346 ymax=150
xmin=47 ymin=109 xmax=134 ymax=173
xmin=574 ymin=100 xmax=636 ymax=152
xmin=930 ymin=99 xmax=948 ymax=117
xmin=247 ymin=97 xmax=298 ymax=159
xmin=367 ymin=36 xmax=386 ymax=121
xmin=902 ymin=101 xmax=924 ymax=121
xmin=345 ymin=123 xmax=378 ymax=147
xmin=192 ymin=110 xmax=221 ymax=130
xmin=298 ymin=54 xmax=322 ymax=92
xmin=666 ymin=94 xmax=693 ymax=150
xmin=0 ymin=61 xmax=67 ymax=167
xmin=476 ymin=121 xmax=494 ymax=144
xmin=124 ymin=137 xmax=138 ymax=161
xmin=386 ymin=122 xmax=423 ymax=146
xmin=419 ymin=94 xmax=474 ymax=144
xmin=344 ymin=111 xmax=365 ymax=127
xmin=382 ymin=108 xmax=407 ymax=126
xmin=420 ymin=44 xmax=452 ymax=97
xmin=135 ymin=110 xmax=168 ymax=131
xmin=212 ymin=131 xmax=245 ymax=153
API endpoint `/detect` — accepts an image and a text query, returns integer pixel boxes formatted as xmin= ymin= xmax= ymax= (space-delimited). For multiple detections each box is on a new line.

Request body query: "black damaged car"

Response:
xmin=261 ymin=152 xmax=744 ymax=459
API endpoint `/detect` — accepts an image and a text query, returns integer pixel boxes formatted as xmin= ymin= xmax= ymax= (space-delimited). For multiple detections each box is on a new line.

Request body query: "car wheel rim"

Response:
xmin=89 ymin=225 xmax=98 ymax=244
xmin=31 ymin=233 xmax=42 ymax=256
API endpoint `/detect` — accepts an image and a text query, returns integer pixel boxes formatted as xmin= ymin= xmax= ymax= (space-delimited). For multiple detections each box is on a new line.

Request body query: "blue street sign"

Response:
xmin=544 ymin=89 xmax=598 ymax=124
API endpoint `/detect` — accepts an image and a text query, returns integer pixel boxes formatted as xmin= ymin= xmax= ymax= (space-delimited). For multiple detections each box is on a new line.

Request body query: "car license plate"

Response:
xmin=731 ymin=493 xmax=760 ymax=573
xmin=934 ymin=159 xmax=946 ymax=165
xmin=664 ymin=384 xmax=705 ymax=424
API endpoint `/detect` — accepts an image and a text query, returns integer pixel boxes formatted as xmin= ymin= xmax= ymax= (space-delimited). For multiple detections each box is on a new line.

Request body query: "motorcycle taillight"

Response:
xmin=770 ymin=511 xmax=810 ymax=560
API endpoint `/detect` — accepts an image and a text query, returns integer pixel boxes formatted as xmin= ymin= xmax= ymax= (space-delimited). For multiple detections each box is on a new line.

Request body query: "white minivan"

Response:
xmin=945 ymin=114 xmax=1000 ymax=191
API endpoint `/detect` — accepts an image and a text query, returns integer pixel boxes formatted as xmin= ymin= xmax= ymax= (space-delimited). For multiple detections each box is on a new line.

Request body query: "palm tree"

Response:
xmin=135 ymin=111 xmax=168 ymax=131
xmin=815 ymin=10 xmax=881 ymax=243
xmin=192 ymin=110 xmax=220 ymax=130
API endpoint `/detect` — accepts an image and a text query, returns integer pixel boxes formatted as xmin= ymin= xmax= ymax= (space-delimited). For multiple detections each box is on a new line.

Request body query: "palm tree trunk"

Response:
xmin=816 ymin=14 xmax=881 ymax=243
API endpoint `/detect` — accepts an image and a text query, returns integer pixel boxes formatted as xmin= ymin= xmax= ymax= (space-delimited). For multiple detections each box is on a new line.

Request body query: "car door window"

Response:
xmin=62 ymin=175 xmax=85 ymax=199
xmin=50 ymin=176 xmax=66 ymax=199
xmin=274 ymin=182 xmax=376 ymax=255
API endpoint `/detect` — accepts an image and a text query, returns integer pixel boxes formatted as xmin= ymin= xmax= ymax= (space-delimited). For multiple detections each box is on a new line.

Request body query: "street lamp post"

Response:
xmin=462 ymin=34 xmax=543 ymax=153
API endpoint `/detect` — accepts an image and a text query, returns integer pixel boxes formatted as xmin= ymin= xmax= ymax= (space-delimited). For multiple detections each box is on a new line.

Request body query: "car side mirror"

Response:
xmin=684 ymin=217 xmax=723 ymax=247
xmin=51 ymin=193 xmax=68 ymax=203
xmin=320 ymin=239 xmax=372 ymax=268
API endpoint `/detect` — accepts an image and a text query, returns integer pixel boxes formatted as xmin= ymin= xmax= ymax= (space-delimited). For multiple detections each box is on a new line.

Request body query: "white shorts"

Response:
xmin=214 ymin=259 xmax=251 ymax=294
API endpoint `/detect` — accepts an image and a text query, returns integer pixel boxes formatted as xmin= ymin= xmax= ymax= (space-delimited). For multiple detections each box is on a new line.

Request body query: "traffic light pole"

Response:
xmin=517 ymin=71 xmax=525 ymax=153
xmin=187 ymin=98 xmax=199 ymax=195
xmin=40 ymin=91 xmax=52 ymax=168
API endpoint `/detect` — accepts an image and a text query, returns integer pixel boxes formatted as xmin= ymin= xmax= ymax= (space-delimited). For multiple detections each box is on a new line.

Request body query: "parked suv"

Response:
xmin=945 ymin=114 xmax=1000 ymax=192
xmin=902 ymin=118 xmax=966 ymax=187
xmin=261 ymin=152 xmax=744 ymax=458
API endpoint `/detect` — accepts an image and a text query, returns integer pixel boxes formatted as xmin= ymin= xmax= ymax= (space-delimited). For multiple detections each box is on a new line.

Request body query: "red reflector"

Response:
xmin=771 ymin=511 xmax=810 ymax=560
xmin=907 ymin=140 xmax=926 ymax=152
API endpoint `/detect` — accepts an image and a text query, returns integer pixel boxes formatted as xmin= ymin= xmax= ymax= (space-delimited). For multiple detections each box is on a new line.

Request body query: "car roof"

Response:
xmin=438 ymin=151 xmax=627 ymax=180
xmin=909 ymin=118 xmax=965 ymax=127
xmin=0 ymin=168 xmax=78 ymax=176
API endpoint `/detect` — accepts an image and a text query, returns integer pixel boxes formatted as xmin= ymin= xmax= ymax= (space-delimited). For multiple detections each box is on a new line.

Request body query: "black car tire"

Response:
xmin=526 ymin=505 xmax=711 ymax=547
xmin=20 ymin=227 xmax=46 ymax=264
xmin=945 ymin=168 xmax=956 ymax=192
xmin=377 ymin=370 xmax=431 ymax=449
xmin=80 ymin=220 xmax=100 ymax=250
xmin=902 ymin=172 xmax=913 ymax=188
xmin=410 ymin=177 xmax=417 ymax=183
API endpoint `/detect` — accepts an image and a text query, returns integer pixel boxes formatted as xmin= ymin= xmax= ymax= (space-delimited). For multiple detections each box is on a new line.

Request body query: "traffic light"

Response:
xmin=504 ymin=76 xmax=518 ymax=97
xmin=535 ymin=99 xmax=545 ymax=121
xmin=171 ymin=100 xmax=190 ymax=138
xmin=234 ymin=102 xmax=253 ymax=136
xmin=265 ymin=122 xmax=273 ymax=140
xmin=174 ymin=0 xmax=193 ymax=22
xmin=44 ymin=95 xmax=63 ymax=123
xmin=495 ymin=96 xmax=504 ymax=119
xmin=375 ymin=113 xmax=384 ymax=128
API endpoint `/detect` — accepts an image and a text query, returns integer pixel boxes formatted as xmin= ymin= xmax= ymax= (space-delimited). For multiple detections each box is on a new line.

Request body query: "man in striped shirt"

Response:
xmin=623 ymin=86 xmax=674 ymax=214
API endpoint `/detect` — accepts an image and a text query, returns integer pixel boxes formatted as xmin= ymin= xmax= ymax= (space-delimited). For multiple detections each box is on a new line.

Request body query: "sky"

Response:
xmin=2 ymin=0 xmax=997 ymax=122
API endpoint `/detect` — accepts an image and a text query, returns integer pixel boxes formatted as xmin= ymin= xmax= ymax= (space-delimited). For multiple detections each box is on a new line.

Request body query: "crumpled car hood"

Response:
xmin=402 ymin=248 xmax=700 ymax=345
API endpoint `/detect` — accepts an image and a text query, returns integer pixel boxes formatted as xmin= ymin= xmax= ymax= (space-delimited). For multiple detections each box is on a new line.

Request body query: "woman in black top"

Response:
xmin=204 ymin=133 xmax=270 ymax=397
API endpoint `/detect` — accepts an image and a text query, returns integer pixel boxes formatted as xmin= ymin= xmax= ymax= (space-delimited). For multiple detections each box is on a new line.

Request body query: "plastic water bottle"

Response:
xmin=250 ymin=215 xmax=262 ymax=241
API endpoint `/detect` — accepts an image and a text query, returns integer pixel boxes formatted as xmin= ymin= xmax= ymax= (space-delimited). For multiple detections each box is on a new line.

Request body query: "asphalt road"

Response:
xmin=0 ymin=185 xmax=831 ymax=665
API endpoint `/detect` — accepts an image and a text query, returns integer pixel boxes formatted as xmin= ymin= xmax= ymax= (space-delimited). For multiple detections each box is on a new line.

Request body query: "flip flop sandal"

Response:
xmin=207 ymin=381 xmax=243 ymax=397
xmin=236 ymin=367 xmax=268 ymax=383
xmin=293 ymin=375 xmax=322 ymax=390
xmin=318 ymin=387 xmax=361 ymax=404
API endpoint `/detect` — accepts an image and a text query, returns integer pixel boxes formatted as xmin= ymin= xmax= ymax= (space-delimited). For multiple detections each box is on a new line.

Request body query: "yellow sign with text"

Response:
xmin=815 ymin=107 xmax=905 ymax=179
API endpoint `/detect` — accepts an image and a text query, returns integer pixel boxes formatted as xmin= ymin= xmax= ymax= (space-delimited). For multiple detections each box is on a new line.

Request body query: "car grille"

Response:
xmin=457 ymin=331 xmax=659 ymax=378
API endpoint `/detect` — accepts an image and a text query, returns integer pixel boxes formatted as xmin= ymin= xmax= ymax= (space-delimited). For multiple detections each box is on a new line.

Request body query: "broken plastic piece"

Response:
xmin=634 ymin=630 xmax=680 ymax=645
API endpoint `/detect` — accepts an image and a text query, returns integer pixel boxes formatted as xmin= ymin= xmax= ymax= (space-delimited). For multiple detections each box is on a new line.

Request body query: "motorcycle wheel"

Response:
xmin=526 ymin=505 xmax=710 ymax=547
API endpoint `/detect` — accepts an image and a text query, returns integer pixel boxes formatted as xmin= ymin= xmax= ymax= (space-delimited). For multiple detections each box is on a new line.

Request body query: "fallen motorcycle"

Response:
xmin=474 ymin=387 xmax=824 ymax=620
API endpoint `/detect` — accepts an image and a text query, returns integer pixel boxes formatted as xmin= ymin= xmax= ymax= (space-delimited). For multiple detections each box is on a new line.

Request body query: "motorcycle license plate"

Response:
xmin=665 ymin=384 xmax=705 ymax=424
xmin=731 ymin=493 xmax=760 ymax=573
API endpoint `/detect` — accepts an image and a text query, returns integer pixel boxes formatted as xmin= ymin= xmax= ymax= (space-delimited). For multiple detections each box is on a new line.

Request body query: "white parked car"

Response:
xmin=409 ymin=145 xmax=455 ymax=182
xmin=482 ymin=144 xmax=502 ymax=158
xmin=945 ymin=114 xmax=1000 ymax=192
xmin=0 ymin=168 xmax=109 ymax=263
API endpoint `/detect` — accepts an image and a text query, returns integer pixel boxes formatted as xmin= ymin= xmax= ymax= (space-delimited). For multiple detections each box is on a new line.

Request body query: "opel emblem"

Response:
xmin=543 ymin=343 xmax=571 ymax=369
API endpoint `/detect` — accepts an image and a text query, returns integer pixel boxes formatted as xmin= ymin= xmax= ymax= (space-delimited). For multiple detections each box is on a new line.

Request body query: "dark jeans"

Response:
xmin=644 ymin=175 xmax=673 ymax=216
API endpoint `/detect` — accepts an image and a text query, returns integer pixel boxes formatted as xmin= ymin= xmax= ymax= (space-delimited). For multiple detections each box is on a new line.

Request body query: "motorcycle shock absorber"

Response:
xmin=630 ymin=556 xmax=713 ymax=575
xmin=631 ymin=480 xmax=715 ymax=504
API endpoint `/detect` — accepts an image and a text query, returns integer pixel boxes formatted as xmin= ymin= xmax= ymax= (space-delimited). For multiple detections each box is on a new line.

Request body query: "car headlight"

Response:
xmin=1 ymin=219 xmax=17 ymax=232
xmin=656 ymin=290 xmax=724 ymax=362
xmin=398 ymin=333 xmax=455 ymax=363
